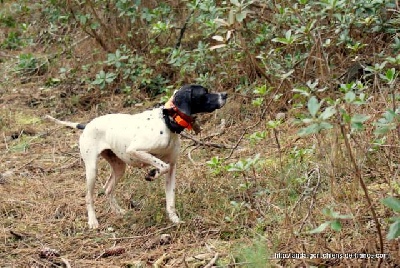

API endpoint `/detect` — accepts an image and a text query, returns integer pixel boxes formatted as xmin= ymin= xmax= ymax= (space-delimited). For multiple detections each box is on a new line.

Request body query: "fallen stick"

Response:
xmin=180 ymin=132 xmax=234 ymax=149
xmin=203 ymin=253 xmax=219 ymax=268
xmin=153 ymin=253 xmax=168 ymax=268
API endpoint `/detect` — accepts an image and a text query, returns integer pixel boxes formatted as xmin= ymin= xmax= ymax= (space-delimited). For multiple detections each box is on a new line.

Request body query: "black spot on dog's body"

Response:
xmin=76 ymin=123 xmax=86 ymax=130
xmin=160 ymin=131 xmax=163 ymax=135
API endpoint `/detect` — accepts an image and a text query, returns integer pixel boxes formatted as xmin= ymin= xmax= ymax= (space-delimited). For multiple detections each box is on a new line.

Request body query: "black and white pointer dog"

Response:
xmin=46 ymin=85 xmax=227 ymax=228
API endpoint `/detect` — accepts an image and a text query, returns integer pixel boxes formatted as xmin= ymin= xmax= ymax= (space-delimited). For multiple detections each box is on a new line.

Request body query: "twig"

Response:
xmin=15 ymin=157 xmax=39 ymax=170
xmin=175 ymin=9 xmax=195 ymax=49
xmin=180 ymin=132 xmax=234 ymax=149
xmin=182 ymin=255 xmax=190 ymax=268
xmin=187 ymin=145 xmax=202 ymax=166
xmin=339 ymin=123 xmax=384 ymax=267
xmin=2 ymin=132 xmax=9 ymax=150
xmin=203 ymin=253 xmax=219 ymax=268
xmin=153 ymin=253 xmax=168 ymax=268
xmin=297 ymin=166 xmax=322 ymax=233
xmin=60 ymin=257 xmax=72 ymax=268
xmin=110 ymin=224 xmax=176 ymax=240
xmin=225 ymin=82 xmax=284 ymax=160
xmin=224 ymin=130 xmax=247 ymax=160
xmin=58 ymin=158 xmax=80 ymax=170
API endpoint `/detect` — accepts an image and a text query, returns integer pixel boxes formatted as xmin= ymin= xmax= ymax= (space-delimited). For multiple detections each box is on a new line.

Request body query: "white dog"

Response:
xmin=46 ymin=85 xmax=227 ymax=228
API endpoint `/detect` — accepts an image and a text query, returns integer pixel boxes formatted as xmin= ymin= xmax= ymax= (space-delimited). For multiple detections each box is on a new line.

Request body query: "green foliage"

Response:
xmin=235 ymin=238 xmax=270 ymax=268
xmin=309 ymin=207 xmax=353 ymax=234
xmin=297 ymin=96 xmax=334 ymax=136
xmin=374 ymin=110 xmax=400 ymax=136
xmin=1 ymin=31 xmax=24 ymax=49
xmin=90 ymin=45 xmax=169 ymax=95
xmin=252 ymin=84 xmax=271 ymax=106
xmin=226 ymin=153 xmax=260 ymax=173
xmin=2 ymin=0 xmax=400 ymax=262
xmin=92 ymin=70 xmax=117 ymax=90
xmin=14 ymin=53 xmax=47 ymax=76
xmin=206 ymin=156 xmax=224 ymax=175
xmin=381 ymin=197 xmax=400 ymax=240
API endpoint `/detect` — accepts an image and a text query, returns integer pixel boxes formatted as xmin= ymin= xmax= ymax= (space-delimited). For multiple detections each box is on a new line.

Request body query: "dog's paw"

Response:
xmin=145 ymin=169 xmax=159 ymax=181
xmin=169 ymin=214 xmax=184 ymax=224
xmin=88 ymin=218 xmax=99 ymax=229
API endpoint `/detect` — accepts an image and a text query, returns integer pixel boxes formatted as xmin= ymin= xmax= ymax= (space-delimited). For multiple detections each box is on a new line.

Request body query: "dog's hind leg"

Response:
xmin=101 ymin=149 xmax=126 ymax=215
xmin=82 ymin=153 xmax=100 ymax=229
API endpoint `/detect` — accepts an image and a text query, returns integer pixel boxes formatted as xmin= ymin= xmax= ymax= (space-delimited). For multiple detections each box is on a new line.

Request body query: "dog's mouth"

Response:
xmin=218 ymin=93 xmax=228 ymax=108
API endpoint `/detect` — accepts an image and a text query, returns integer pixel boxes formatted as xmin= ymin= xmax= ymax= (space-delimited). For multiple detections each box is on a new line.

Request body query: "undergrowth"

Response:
xmin=0 ymin=0 xmax=399 ymax=267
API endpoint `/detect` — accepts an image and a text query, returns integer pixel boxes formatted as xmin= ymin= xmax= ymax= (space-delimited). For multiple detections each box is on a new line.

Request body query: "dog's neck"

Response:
xmin=162 ymin=97 xmax=194 ymax=134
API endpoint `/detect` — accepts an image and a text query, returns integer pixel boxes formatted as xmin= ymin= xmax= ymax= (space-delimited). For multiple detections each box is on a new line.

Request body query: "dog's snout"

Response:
xmin=218 ymin=92 xmax=228 ymax=107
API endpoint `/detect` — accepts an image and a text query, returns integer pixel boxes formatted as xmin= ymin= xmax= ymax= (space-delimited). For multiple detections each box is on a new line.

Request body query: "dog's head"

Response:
xmin=172 ymin=84 xmax=227 ymax=116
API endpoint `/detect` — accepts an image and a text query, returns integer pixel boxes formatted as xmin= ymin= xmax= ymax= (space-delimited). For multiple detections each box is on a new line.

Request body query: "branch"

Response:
xmin=339 ymin=122 xmax=384 ymax=264
xmin=203 ymin=253 xmax=219 ymax=268
xmin=175 ymin=8 xmax=195 ymax=49
xmin=180 ymin=132 xmax=234 ymax=149
xmin=109 ymin=224 xmax=176 ymax=240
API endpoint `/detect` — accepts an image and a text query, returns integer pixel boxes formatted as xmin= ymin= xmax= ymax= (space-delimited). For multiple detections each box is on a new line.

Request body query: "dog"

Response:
xmin=46 ymin=85 xmax=227 ymax=228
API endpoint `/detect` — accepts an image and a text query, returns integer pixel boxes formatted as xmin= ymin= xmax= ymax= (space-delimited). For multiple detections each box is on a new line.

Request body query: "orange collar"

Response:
xmin=164 ymin=97 xmax=193 ymax=130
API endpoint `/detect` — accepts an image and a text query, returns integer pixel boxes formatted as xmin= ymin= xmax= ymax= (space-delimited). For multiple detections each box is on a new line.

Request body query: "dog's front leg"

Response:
xmin=126 ymin=148 xmax=170 ymax=180
xmin=165 ymin=163 xmax=182 ymax=223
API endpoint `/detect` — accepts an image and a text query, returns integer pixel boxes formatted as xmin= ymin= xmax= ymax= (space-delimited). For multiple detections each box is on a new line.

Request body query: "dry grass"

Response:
xmin=1 ymin=2 xmax=400 ymax=267
xmin=1 ymin=84 xmax=399 ymax=267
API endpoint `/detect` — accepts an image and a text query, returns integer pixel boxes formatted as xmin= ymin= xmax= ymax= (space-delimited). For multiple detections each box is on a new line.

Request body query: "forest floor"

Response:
xmin=1 ymin=2 xmax=400 ymax=267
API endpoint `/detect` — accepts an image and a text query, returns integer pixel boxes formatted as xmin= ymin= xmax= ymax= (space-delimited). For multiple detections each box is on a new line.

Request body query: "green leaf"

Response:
xmin=285 ymin=30 xmax=292 ymax=41
xmin=319 ymin=106 xmax=336 ymax=120
xmin=319 ymin=121 xmax=333 ymax=130
xmin=236 ymin=11 xmax=247 ymax=23
xmin=336 ymin=214 xmax=353 ymax=219
xmin=307 ymin=96 xmax=320 ymax=117
xmin=105 ymin=72 xmax=116 ymax=83
xmin=292 ymin=87 xmax=310 ymax=97
xmin=385 ymin=68 xmax=396 ymax=82
xmin=351 ymin=114 xmax=370 ymax=123
xmin=387 ymin=220 xmax=400 ymax=240
xmin=298 ymin=123 xmax=320 ymax=136
xmin=345 ymin=91 xmax=356 ymax=103
xmin=322 ymin=207 xmax=333 ymax=217
xmin=330 ymin=220 xmax=342 ymax=231
xmin=381 ymin=197 xmax=400 ymax=212
xmin=383 ymin=110 xmax=396 ymax=122
xmin=351 ymin=122 xmax=364 ymax=131
xmin=271 ymin=37 xmax=290 ymax=44
xmin=374 ymin=125 xmax=392 ymax=136
xmin=309 ymin=221 xmax=331 ymax=234
xmin=79 ymin=14 xmax=88 ymax=25
xmin=301 ymin=118 xmax=313 ymax=124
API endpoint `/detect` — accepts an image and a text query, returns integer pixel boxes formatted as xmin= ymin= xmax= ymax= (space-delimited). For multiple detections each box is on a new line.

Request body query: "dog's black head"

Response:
xmin=173 ymin=84 xmax=227 ymax=117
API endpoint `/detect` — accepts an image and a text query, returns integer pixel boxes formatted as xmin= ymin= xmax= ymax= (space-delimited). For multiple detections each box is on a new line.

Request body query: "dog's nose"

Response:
xmin=220 ymin=93 xmax=228 ymax=99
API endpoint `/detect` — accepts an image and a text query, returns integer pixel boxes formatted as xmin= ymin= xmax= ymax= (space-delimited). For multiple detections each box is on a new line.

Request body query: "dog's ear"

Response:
xmin=173 ymin=86 xmax=192 ymax=116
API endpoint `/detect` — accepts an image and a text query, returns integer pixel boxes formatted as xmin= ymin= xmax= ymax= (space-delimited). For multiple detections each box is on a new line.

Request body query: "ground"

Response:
xmin=1 ymin=2 xmax=400 ymax=266
xmin=0 ymin=84 xmax=247 ymax=267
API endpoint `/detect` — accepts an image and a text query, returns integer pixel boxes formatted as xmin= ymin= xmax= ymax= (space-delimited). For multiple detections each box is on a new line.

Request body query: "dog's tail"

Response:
xmin=45 ymin=115 xmax=86 ymax=130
